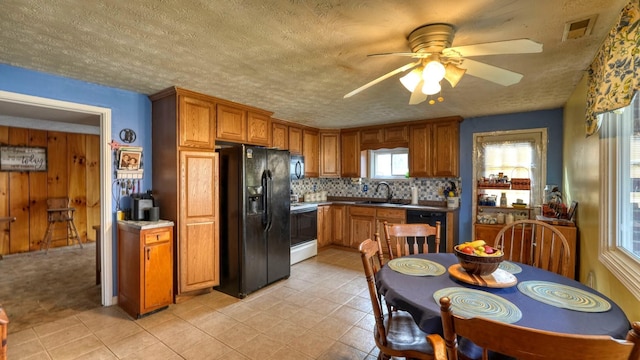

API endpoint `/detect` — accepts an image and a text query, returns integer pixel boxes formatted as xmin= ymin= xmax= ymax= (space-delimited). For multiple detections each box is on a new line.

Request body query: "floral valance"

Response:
xmin=586 ymin=0 xmax=640 ymax=136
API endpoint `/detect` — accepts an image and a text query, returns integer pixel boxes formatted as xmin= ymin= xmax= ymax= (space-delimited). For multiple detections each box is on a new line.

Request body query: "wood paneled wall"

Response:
xmin=0 ymin=126 xmax=100 ymax=255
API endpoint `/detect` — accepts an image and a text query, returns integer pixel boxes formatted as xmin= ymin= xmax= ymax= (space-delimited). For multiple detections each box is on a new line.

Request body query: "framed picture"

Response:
xmin=0 ymin=145 xmax=47 ymax=172
xmin=566 ymin=201 xmax=578 ymax=222
xmin=118 ymin=151 xmax=142 ymax=170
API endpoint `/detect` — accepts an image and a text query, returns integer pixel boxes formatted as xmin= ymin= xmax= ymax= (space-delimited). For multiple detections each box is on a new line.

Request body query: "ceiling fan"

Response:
xmin=344 ymin=23 xmax=543 ymax=105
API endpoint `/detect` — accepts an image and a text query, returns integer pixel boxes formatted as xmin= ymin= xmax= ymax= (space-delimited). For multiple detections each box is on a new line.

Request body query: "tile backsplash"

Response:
xmin=291 ymin=177 xmax=461 ymax=202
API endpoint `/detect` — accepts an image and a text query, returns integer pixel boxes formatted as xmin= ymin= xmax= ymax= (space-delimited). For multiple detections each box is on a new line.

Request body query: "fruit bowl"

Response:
xmin=454 ymin=241 xmax=504 ymax=276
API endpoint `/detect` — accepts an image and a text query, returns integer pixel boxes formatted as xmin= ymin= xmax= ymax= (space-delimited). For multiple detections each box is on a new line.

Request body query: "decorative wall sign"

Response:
xmin=119 ymin=128 xmax=137 ymax=143
xmin=0 ymin=146 xmax=47 ymax=172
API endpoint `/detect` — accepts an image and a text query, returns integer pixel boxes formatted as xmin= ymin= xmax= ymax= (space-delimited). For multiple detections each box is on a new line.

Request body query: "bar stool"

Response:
xmin=41 ymin=197 xmax=83 ymax=254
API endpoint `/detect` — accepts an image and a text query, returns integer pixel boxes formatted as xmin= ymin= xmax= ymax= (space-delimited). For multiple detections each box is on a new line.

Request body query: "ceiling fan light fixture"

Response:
xmin=421 ymin=80 xmax=441 ymax=95
xmin=400 ymin=67 xmax=423 ymax=92
xmin=422 ymin=60 xmax=446 ymax=82
xmin=444 ymin=64 xmax=466 ymax=88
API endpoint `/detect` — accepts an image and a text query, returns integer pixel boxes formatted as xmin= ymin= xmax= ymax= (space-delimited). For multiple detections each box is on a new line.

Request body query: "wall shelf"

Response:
xmin=116 ymin=169 xmax=144 ymax=179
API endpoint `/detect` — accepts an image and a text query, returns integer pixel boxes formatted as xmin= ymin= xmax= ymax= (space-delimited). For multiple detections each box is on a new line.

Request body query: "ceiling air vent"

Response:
xmin=562 ymin=15 xmax=597 ymax=41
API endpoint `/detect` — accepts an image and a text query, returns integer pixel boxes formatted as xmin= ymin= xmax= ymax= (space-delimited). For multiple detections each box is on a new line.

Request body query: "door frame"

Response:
xmin=0 ymin=90 xmax=114 ymax=306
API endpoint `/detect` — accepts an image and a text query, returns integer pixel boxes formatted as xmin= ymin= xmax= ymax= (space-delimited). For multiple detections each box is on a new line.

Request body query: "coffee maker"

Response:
xmin=130 ymin=191 xmax=157 ymax=221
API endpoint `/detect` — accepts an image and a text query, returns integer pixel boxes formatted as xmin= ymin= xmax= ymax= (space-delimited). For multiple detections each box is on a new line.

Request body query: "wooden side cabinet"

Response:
xmin=117 ymin=221 xmax=174 ymax=318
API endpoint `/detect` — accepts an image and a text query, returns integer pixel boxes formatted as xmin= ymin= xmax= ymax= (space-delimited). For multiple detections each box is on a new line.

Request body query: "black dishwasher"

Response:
xmin=406 ymin=210 xmax=447 ymax=253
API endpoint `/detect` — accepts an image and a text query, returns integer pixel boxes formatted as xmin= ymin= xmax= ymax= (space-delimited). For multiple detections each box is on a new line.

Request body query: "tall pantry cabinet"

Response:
xmin=149 ymin=87 xmax=220 ymax=302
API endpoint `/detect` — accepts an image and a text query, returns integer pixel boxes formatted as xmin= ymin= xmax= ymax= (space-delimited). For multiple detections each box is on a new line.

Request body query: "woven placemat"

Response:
xmin=498 ymin=261 xmax=523 ymax=274
xmin=387 ymin=258 xmax=446 ymax=276
xmin=433 ymin=287 xmax=522 ymax=323
xmin=517 ymin=280 xmax=611 ymax=312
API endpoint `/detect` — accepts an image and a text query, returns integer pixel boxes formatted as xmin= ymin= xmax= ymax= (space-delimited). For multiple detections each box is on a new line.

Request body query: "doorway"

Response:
xmin=0 ymin=90 xmax=114 ymax=306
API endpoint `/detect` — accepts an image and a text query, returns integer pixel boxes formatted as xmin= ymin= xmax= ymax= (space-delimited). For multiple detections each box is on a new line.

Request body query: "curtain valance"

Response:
xmin=586 ymin=0 xmax=639 ymax=136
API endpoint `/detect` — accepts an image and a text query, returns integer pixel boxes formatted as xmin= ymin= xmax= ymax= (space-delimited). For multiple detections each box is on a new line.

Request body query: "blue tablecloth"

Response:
xmin=376 ymin=253 xmax=631 ymax=339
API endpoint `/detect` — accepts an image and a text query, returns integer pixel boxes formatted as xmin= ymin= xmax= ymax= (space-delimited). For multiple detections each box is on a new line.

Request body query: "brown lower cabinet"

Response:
xmin=117 ymin=221 xmax=174 ymax=318
xmin=317 ymin=205 xmax=332 ymax=248
xmin=348 ymin=206 xmax=406 ymax=250
xmin=331 ymin=205 xmax=348 ymax=247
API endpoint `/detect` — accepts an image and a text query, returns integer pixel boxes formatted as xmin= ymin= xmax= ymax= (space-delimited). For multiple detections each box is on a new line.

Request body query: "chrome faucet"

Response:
xmin=375 ymin=181 xmax=393 ymax=202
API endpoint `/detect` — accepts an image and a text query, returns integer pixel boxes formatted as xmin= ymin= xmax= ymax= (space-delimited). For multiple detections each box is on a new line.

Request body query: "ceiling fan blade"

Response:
xmin=444 ymin=39 xmax=543 ymax=57
xmin=409 ymin=80 xmax=427 ymax=105
xmin=368 ymin=52 xmax=432 ymax=59
xmin=458 ymin=59 xmax=523 ymax=86
xmin=344 ymin=61 xmax=420 ymax=98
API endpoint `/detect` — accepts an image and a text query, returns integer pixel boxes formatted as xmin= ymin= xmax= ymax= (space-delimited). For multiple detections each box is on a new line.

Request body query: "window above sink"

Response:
xmin=369 ymin=148 xmax=409 ymax=179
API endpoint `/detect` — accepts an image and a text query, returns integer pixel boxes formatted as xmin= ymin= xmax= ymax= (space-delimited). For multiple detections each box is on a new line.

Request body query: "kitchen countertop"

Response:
xmin=117 ymin=219 xmax=175 ymax=230
xmin=298 ymin=197 xmax=458 ymax=212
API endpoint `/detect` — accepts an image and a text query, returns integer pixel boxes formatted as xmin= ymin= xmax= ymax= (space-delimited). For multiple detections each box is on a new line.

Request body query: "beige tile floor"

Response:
xmin=5 ymin=246 xmax=389 ymax=359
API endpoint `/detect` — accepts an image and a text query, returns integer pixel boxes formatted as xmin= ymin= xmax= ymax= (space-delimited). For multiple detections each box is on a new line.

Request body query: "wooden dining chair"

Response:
xmin=383 ymin=221 xmax=441 ymax=260
xmin=358 ymin=238 xmax=446 ymax=360
xmin=493 ymin=219 xmax=571 ymax=277
xmin=438 ymin=296 xmax=640 ymax=360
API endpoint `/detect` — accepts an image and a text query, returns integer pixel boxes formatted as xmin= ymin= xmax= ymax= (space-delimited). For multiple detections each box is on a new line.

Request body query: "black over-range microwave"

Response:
xmin=290 ymin=155 xmax=304 ymax=180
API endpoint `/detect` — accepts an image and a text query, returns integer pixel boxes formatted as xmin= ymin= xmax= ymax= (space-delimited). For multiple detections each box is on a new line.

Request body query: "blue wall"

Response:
xmin=459 ymin=109 xmax=564 ymax=244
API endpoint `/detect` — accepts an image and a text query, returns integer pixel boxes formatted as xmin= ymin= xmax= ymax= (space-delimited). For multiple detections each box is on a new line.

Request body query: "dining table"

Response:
xmin=376 ymin=253 xmax=631 ymax=344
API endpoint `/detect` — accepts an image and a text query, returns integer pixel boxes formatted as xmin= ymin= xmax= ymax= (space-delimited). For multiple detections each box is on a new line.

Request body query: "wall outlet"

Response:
xmin=350 ymin=178 xmax=362 ymax=185
xmin=363 ymin=184 xmax=368 ymax=192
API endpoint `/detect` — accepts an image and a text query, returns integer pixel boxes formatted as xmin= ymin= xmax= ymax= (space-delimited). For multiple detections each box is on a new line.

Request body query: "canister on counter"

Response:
xmin=506 ymin=213 xmax=514 ymax=224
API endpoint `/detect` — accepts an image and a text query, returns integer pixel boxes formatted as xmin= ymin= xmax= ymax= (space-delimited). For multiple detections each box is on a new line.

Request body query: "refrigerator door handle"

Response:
xmin=261 ymin=170 xmax=268 ymax=228
xmin=265 ymin=170 xmax=273 ymax=231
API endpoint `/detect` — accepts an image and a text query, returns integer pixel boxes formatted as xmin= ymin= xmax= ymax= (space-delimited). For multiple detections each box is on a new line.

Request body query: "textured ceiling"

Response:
xmin=0 ymin=0 xmax=628 ymax=129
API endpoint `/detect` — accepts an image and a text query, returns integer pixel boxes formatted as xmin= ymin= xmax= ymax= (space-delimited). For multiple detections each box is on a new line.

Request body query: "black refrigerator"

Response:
xmin=217 ymin=145 xmax=291 ymax=298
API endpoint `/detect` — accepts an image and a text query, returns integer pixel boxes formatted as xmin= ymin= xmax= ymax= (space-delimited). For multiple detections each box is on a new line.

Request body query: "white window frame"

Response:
xmin=472 ymin=129 xmax=547 ymax=238
xmin=599 ymin=106 xmax=640 ymax=300
xmin=369 ymin=148 xmax=409 ymax=179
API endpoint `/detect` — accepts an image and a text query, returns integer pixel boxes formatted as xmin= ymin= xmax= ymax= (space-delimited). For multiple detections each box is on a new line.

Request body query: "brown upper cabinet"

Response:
xmin=288 ymin=126 xmax=303 ymax=155
xmin=360 ymin=128 xmax=383 ymax=149
xmin=384 ymin=125 xmax=409 ymax=145
xmin=247 ymin=112 xmax=270 ymax=146
xmin=271 ymin=120 xmax=289 ymax=150
xmin=216 ymin=103 xmax=272 ymax=146
xmin=319 ymin=130 xmax=340 ymax=178
xmin=360 ymin=124 xmax=409 ymax=150
xmin=341 ymin=129 xmax=362 ymax=178
xmin=216 ymin=104 xmax=246 ymax=143
xmin=177 ymin=92 xmax=216 ymax=150
xmin=303 ymin=128 xmax=319 ymax=177
xmin=409 ymin=116 xmax=461 ymax=177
